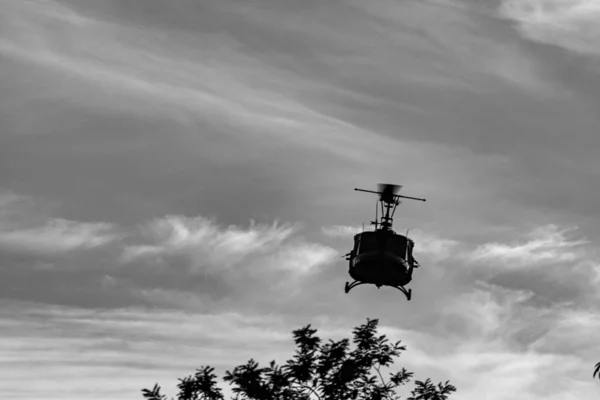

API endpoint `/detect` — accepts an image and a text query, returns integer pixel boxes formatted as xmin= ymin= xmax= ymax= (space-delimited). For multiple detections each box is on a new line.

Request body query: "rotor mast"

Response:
xmin=355 ymin=184 xmax=426 ymax=232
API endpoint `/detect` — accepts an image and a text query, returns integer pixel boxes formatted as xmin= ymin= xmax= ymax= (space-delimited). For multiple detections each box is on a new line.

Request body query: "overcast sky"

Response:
xmin=1 ymin=0 xmax=600 ymax=399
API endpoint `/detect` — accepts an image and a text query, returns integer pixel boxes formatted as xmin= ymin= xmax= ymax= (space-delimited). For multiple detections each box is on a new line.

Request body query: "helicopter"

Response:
xmin=342 ymin=184 xmax=426 ymax=300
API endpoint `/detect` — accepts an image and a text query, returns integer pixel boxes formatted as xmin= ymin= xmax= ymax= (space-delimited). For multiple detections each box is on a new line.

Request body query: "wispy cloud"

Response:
xmin=122 ymin=216 xmax=295 ymax=266
xmin=408 ymin=230 xmax=462 ymax=262
xmin=260 ymin=243 xmax=338 ymax=275
xmin=501 ymin=0 xmax=600 ymax=57
xmin=0 ymin=190 xmax=340 ymax=311
xmin=120 ymin=214 xmax=338 ymax=304
xmin=0 ymin=0 xmax=409 ymax=163
xmin=401 ymin=282 xmax=600 ymax=399
xmin=321 ymin=224 xmax=362 ymax=238
xmin=0 ymin=218 xmax=119 ymax=254
xmin=0 ymin=191 xmax=121 ymax=255
xmin=467 ymin=224 xmax=589 ymax=267
xmin=339 ymin=0 xmax=560 ymax=96
xmin=0 ymin=300 xmax=297 ymax=400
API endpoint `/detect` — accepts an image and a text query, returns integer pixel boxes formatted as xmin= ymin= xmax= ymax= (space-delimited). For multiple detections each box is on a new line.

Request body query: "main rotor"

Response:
xmin=355 ymin=184 xmax=426 ymax=232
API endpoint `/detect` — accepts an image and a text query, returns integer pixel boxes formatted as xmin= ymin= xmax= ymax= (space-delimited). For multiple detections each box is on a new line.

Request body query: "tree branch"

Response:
xmin=292 ymin=380 xmax=322 ymax=400
xmin=374 ymin=365 xmax=393 ymax=400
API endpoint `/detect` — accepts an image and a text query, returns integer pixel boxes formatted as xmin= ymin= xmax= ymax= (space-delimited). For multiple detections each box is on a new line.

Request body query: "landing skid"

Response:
xmin=344 ymin=281 xmax=412 ymax=301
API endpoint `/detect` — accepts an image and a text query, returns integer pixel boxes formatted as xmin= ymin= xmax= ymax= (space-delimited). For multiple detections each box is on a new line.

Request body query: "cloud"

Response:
xmin=0 ymin=300 xmax=298 ymax=400
xmin=0 ymin=190 xmax=53 ymax=226
xmin=337 ymin=0 xmax=559 ymax=96
xmin=0 ymin=192 xmax=121 ymax=255
xmin=454 ymin=225 xmax=599 ymax=308
xmin=122 ymin=215 xmax=296 ymax=270
xmin=260 ymin=243 xmax=338 ymax=275
xmin=0 ymin=0 xmax=407 ymax=163
xmin=120 ymin=214 xmax=339 ymax=306
xmin=0 ymin=219 xmax=119 ymax=254
xmin=409 ymin=229 xmax=462 ymax=262
xmin=396 ymin=282 xmax=600 ymax=399
xmin=396 ymin=223 xmax=595 ymax=274
xmin=321 ymin=224 xmax=362 ymax=238
xmin=529 ymin=308 xmax=600 ymax=356
xmin=467 ymin=224 xmax=589 ymax=268
xmin=439 ymin=282 xmax=536 ymax=341
xmin=0 ymin=189 xmax=340 ymax=310
xmin=500 ymin=0 xmax=600 ymax=56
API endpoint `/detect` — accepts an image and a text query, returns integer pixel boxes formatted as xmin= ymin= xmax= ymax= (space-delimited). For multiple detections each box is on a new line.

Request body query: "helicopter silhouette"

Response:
xmin=342 ymin=184 xmax=426 ymax=300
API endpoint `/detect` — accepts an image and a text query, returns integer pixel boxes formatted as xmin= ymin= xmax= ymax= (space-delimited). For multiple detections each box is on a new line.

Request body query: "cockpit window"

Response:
xmin=357 ymin=233 xmax=378 ymax=253
xmin=386 ymin=235 xmax=409 ymax=256
xmin=356 ymin=233 xmax=413 ymax=256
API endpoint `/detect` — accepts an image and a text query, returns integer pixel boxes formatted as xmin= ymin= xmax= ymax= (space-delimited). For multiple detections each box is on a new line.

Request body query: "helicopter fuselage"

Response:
xmin=344 ymin=184 xmax=425 ymax=300
xmin=349 ymin=250 xmax=411 ymax=287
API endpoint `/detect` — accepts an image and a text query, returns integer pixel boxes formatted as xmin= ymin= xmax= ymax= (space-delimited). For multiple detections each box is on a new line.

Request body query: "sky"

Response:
xmin=1 ymin=0 xmax=600 ymax=398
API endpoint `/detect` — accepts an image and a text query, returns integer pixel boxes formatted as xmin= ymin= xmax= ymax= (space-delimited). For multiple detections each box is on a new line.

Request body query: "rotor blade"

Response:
xmin=397 ymin=194 xmax=426 ymax=202
xmin=354 ymin=186 xmax=425 ymax=202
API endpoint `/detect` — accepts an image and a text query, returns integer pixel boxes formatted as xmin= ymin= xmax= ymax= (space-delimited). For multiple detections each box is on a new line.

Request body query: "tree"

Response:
xmin=141 ymin=318 xmax=456 ymax=400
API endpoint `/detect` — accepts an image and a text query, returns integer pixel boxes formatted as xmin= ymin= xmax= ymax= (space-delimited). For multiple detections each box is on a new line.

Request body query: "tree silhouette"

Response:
xmin=141 ymin=318 xmax=456 ymax=400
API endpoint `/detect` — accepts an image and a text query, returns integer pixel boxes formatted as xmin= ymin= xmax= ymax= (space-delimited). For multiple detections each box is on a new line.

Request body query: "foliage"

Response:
xmin=142 ymin=318 xmax=456 ymax=400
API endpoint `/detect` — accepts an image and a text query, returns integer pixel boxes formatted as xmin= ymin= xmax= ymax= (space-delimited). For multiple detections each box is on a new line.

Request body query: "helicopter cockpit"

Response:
xmin=351 ymin=232 xmax=417 ymax=264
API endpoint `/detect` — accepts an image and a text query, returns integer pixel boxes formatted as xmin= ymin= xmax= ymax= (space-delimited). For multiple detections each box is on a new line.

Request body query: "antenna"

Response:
xmin=405 ymin=228 xmax=410 ymax=261
xmin=371 ymin=196 xmax=379 ymax=230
